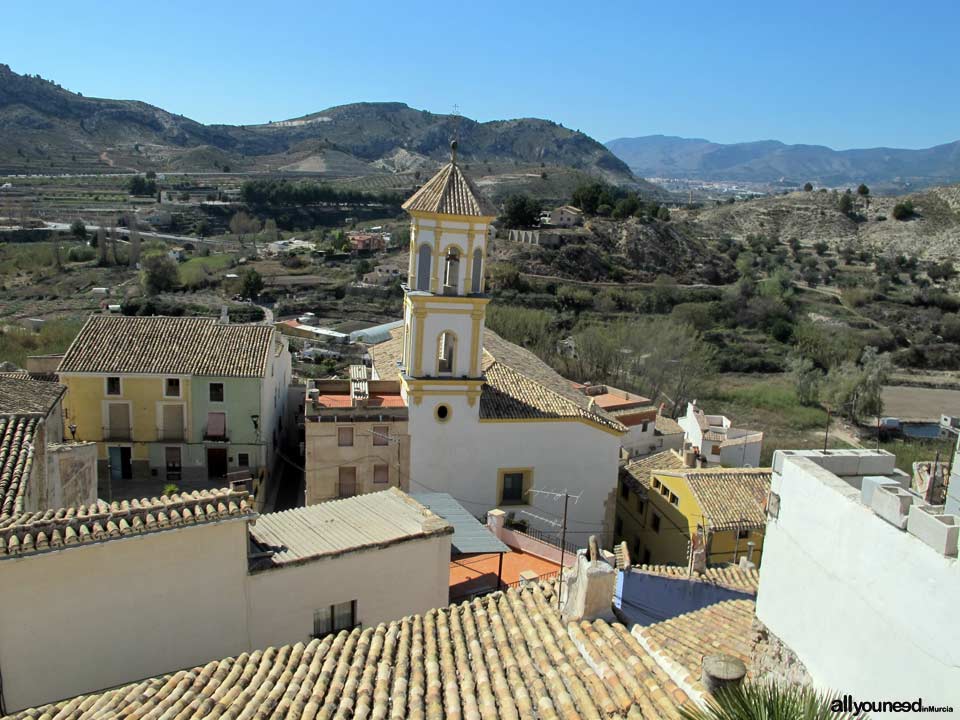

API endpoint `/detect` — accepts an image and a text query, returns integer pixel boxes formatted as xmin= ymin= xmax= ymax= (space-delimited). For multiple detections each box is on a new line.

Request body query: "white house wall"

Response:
xmin=246 ymin=534 xmax=451 ymax=650
xmin=407 ymin=398 xmax=621 ymax=541
xmin=0 ymin=520 xmax=250 ymax=711
xmin=756 ymin=457 xmax=960 ymax=711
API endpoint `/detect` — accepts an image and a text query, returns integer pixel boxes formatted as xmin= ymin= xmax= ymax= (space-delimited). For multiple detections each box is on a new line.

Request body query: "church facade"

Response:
xmin=369 ymin=145 xmax=626 ymax=543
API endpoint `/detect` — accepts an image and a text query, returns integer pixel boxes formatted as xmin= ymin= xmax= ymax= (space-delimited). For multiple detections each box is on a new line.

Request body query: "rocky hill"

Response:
xmin=606 ymin=134 xmax=960 ymax=190
xmin=0 ymin=65 xmax=655 ymax=196
xmin=674 ymin=185 xmax=960 ymax=259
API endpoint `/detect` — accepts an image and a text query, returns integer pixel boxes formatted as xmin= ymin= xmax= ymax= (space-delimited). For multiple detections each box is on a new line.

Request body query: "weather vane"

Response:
xmin=451 ymin=103 xmax=461 ymax=163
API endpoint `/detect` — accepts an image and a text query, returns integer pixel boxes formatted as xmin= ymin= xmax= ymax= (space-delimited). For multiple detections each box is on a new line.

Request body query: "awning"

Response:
xmin=411 ymin=492 xmax=511 ymax=555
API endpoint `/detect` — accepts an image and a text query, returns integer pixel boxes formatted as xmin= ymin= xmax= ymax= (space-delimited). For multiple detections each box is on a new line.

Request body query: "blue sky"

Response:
xmin=2 ymin=0 xmax=957 ymax=149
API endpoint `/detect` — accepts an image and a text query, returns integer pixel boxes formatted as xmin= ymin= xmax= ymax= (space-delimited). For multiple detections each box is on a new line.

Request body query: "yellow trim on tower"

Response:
xmin=413 ymin=307 xmax=426 ymax=376
xmin=470 ymin=309 xmax=483 ymax=377
xmin=408 ymin=210 xmax=497 ymax=224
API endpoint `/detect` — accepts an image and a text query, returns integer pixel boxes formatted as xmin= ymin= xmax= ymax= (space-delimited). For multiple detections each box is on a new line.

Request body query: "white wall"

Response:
xmin=407 ymin=397 xmax=621 ymax=543
xmin=757 ymin=456 xmax=960 ymax=713
xmin=719 ymin=440 xmax=762 ymax=468
xmin=246 ymin=534 xmax=451 ymax=650
xmin=0 ymin=520 xmax=250 ymax=711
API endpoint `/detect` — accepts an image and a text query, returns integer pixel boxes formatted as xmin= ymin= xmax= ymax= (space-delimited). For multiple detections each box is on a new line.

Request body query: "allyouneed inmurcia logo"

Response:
xmin=831 ymin=695 xmax=955 ymax=715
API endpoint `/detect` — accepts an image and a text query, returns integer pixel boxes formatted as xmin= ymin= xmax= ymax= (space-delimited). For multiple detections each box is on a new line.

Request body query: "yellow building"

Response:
xmin=615 ymin=449 xmax=771 ymax=567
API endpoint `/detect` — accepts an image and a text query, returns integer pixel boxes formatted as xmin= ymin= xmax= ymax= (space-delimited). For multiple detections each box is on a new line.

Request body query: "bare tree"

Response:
xmin=127 ymin=214 xmax=141 ymax=268
xmin=229 ymin=211 xmax=262 ymax=253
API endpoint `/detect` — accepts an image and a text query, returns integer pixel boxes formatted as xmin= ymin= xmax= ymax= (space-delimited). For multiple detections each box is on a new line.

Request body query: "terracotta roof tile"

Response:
xmin=622 ymin=450 xmax=686 ymax=494
xmin=0 ymin=376 xmax=65 ymax=416
xmin=631 ymin=563 xmax=759 ymax=594
xmin=58 ymin=315 xmax=278 ymax=377
xmin=639 ymin=599 xmax=757 ymax=695
xmin=655 ymin=415 xmax=683 ymax=436
xmin=6 ymin=584 xmax=693 ymax=719
xmin=401 ymin=162 xmax=496 ymax=217
xmin=0 ymin=488 xmax=254 ymax=558
xmin=0 ymin=416 xmax=39 ymax=520
xmin=659 ymin=468 xmax=772 ymax=531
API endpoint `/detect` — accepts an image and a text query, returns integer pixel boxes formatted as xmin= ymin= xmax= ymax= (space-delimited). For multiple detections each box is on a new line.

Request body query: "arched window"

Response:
xmin=443 ymin=248 xmax=460 ymax=295
xmin=416 ymin=245 xmax=432 ymax=291
xmin=437 ymin=331 xmax=456 ymax=374
xmin=471 ymin=248 xmax=483 ymax=293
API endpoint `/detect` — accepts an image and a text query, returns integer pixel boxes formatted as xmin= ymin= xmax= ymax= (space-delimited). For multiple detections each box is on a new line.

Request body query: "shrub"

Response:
xmin=892 ymin=200 xmax=915 ymax=220
xmin=66 ymin=245 xmax=96 ymax=262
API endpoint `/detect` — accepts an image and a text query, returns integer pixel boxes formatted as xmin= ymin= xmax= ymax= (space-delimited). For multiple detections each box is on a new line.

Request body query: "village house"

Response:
xmin=0 ymin=376 xmax=97 ymax=519
xmin=678 ymin=400 xmax=763 ymax=467
xmin=303 ymin=366 xmax=410 ymax=504
xmin=56 ymin=315 xmax=291 ymax=487
xmin=546 ymin=204 xmax=583 ymax=227
xmin=616 ymin=448 xmax=771 ymax=567
xmin=0 ymin=487 xmax=452 ymax=711
xmin=574 ymin=382 xmax=684 ymax=458
xmin=366 ymin=149 xmax=626 ymax=542
xmin=347 ymin=231 xmax=387 ymax=252
xmin=758 ymin=448 xmax=959 ymax=709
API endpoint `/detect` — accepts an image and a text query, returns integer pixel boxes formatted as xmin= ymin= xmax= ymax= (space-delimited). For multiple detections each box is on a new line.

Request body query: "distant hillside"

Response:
xmin=673 ymin=185 xmax=960 ymax=259
xmin=606 ymin=134 xmax=960 ymax=191
xmin=0 ymin=64 xmax=658 ymax=198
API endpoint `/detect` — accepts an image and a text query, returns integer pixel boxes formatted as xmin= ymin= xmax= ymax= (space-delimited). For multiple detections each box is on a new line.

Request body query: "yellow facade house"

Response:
xmin=616 ymin=449 xmax=771 ymax=567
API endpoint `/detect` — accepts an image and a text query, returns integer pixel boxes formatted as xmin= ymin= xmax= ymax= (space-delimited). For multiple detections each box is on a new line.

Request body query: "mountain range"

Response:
xmin=606 ymin=134 xmax=960 ymax=190
xmin=0 ymin=64 xmax=651 ymax=194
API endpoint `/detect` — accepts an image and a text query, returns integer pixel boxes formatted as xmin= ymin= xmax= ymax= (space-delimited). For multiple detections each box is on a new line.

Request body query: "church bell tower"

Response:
xmin=398 ymin=141 xmax=496 ymax=413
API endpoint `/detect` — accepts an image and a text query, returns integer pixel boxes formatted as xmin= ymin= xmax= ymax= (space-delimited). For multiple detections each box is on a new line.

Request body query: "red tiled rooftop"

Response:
xmin=449 ymin=550 xmax=560 ymax=600
xmin=313 ymin=392 xmax=406 ymax=409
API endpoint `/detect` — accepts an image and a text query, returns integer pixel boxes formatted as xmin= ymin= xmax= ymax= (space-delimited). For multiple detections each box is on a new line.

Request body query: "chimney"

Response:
xmin=684 ymin=448 xmax=697 ymax=468
xmin=219 ymin=305 xmax=229 ymax=324
xmin=561 ymin=535 xmax=616 ymax=623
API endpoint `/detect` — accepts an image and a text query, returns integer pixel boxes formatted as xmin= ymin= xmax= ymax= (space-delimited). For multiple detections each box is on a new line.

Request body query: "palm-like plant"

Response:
xmin=680 ymin=682 xmax=863 ymax=720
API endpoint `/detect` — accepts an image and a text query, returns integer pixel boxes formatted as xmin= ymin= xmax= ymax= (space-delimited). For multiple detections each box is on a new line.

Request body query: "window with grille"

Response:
xmin=372 ymin=426 xmax=389 ymax=446
xmin=373 ymin=464 xmax=389 ymax=484
xmin=338 ymin=427 xmax=354 ymax=447
xmin=338 ymin=467 xmax=357 ymax=497
xmin=209 ymin=383 xmax=224 ymax=402
xmin=165 ymin=378 xmax=181 ymax=398
xmin=106 ymin=377 xmax=121 ymax=396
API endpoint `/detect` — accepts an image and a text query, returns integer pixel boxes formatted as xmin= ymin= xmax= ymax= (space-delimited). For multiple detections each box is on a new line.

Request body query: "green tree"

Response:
xmin=656 ymin=205 xmax=671 ymax=221
xmin=500 ymin=194 xmax=541 ymax=228
xmin=70 ymin=218 xmax=87 ymax=239
xmin=803 ymin=182 xmax=814 ymax=192
xmin=813 ymin=241 xmax=829 ymax=256
xmin=838 ymin=192 xmax=853 ymax=215
xmin=856 ymin=183 xmax=869 ymax=197
xmin=821 ymin=347 xmax=890 ymax=423
xmin=790 ymin=355 xmax=823 ymax=406
xmin=239 ymin=268 xmax=264 ymax=299
xmin=140 ymin=251 xmax=179 ymax=295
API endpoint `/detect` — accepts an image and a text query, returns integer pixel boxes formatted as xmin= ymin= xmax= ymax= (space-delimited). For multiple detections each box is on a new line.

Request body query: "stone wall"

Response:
xmin=749 ymin=618 xmax=812 ymax=687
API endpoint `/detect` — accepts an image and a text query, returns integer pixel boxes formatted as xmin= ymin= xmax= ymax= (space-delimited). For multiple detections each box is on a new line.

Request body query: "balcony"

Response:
xmin=102 ymin=425 xmax=132 ymax=441
xmin=203 ymin=427 xmax=229 ymax=442
xmin=156 ymin=427 xmax=186 ymax=442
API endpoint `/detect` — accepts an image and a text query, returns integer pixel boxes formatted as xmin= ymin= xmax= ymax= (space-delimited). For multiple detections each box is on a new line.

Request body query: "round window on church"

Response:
xmin=435 ymin=403 xmax=451 ymax=422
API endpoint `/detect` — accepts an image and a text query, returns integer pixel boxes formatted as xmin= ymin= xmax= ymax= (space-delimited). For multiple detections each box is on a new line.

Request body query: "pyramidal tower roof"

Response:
xmin=402 ymin=142 xmax=497 ymax=218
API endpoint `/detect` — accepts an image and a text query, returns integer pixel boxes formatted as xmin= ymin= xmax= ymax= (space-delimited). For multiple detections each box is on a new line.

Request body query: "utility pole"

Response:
xmin=823 ymin=407 xmax=831 ymax=452
xmin=522 ymin=488 xmax=581 ymax=610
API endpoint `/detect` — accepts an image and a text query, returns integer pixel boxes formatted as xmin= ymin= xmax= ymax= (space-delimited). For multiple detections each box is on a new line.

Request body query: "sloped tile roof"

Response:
xmin=401 ymin=162 xmax=497 ymax=217
xmin=0 ymin=376 xmax=65 ymax=416
xmin=660 ymin=468 xmax=773 ymax=531
xmin=0 ymin=488 xmax=254 ymax=558
xmin=5 ymin=584 xmax=694 ymax=720
xmin=632 ymin=563 xmax=760 ymax=594
xmin=369 ymin=328 xmax=625 ymax=432
xmin=0 ymin=416 xmax=39 ymax=520
xmin=640 ymin=599 xmax=757 ymax=695
xmin=655 ymin=415 xmax=683 ymax=436
xmin=249 ymin=488 xmax=453 ymax=570
xmin=57 ymin=315 xmax=277 ymax=377
xmin=622 ymin=450 xmax=686 ymax=494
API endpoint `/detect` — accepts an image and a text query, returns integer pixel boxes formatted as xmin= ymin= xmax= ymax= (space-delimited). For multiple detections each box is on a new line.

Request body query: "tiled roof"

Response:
xmin=632 ymin=563 xmax=760 ymax=594
xmin=58 ymin=315 xmax=277 ymax=377
xmin=0 ymin=416 xmax=39 ymax=520
xmin=655 ymin=415 xmax=683 ymax=436
xmin=401 ymin=161 xmax=497 ymax=217
xmin=622 ymin=450 xmax=686 ymax=494
xmin=661 ymin=468 xmax=773 ymax=531
xmin=639 ymin=599 xmax=757 ymax=696
xmin=249 ymin=488 xmax=453 ymax=570
xmin=0 ymin=376 xmax=65 ymax=416
xmin=6 ymin=584 xmax=694 ymax=720
xmin=0 ymin=488 xmax=254 ymax=558
xmin=370 ymin=329 xmax=626 ymax=432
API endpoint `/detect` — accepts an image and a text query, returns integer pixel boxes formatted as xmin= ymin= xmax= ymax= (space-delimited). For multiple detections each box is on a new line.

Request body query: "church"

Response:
xmin=367 ymin=142 xmax=626 ymax=542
